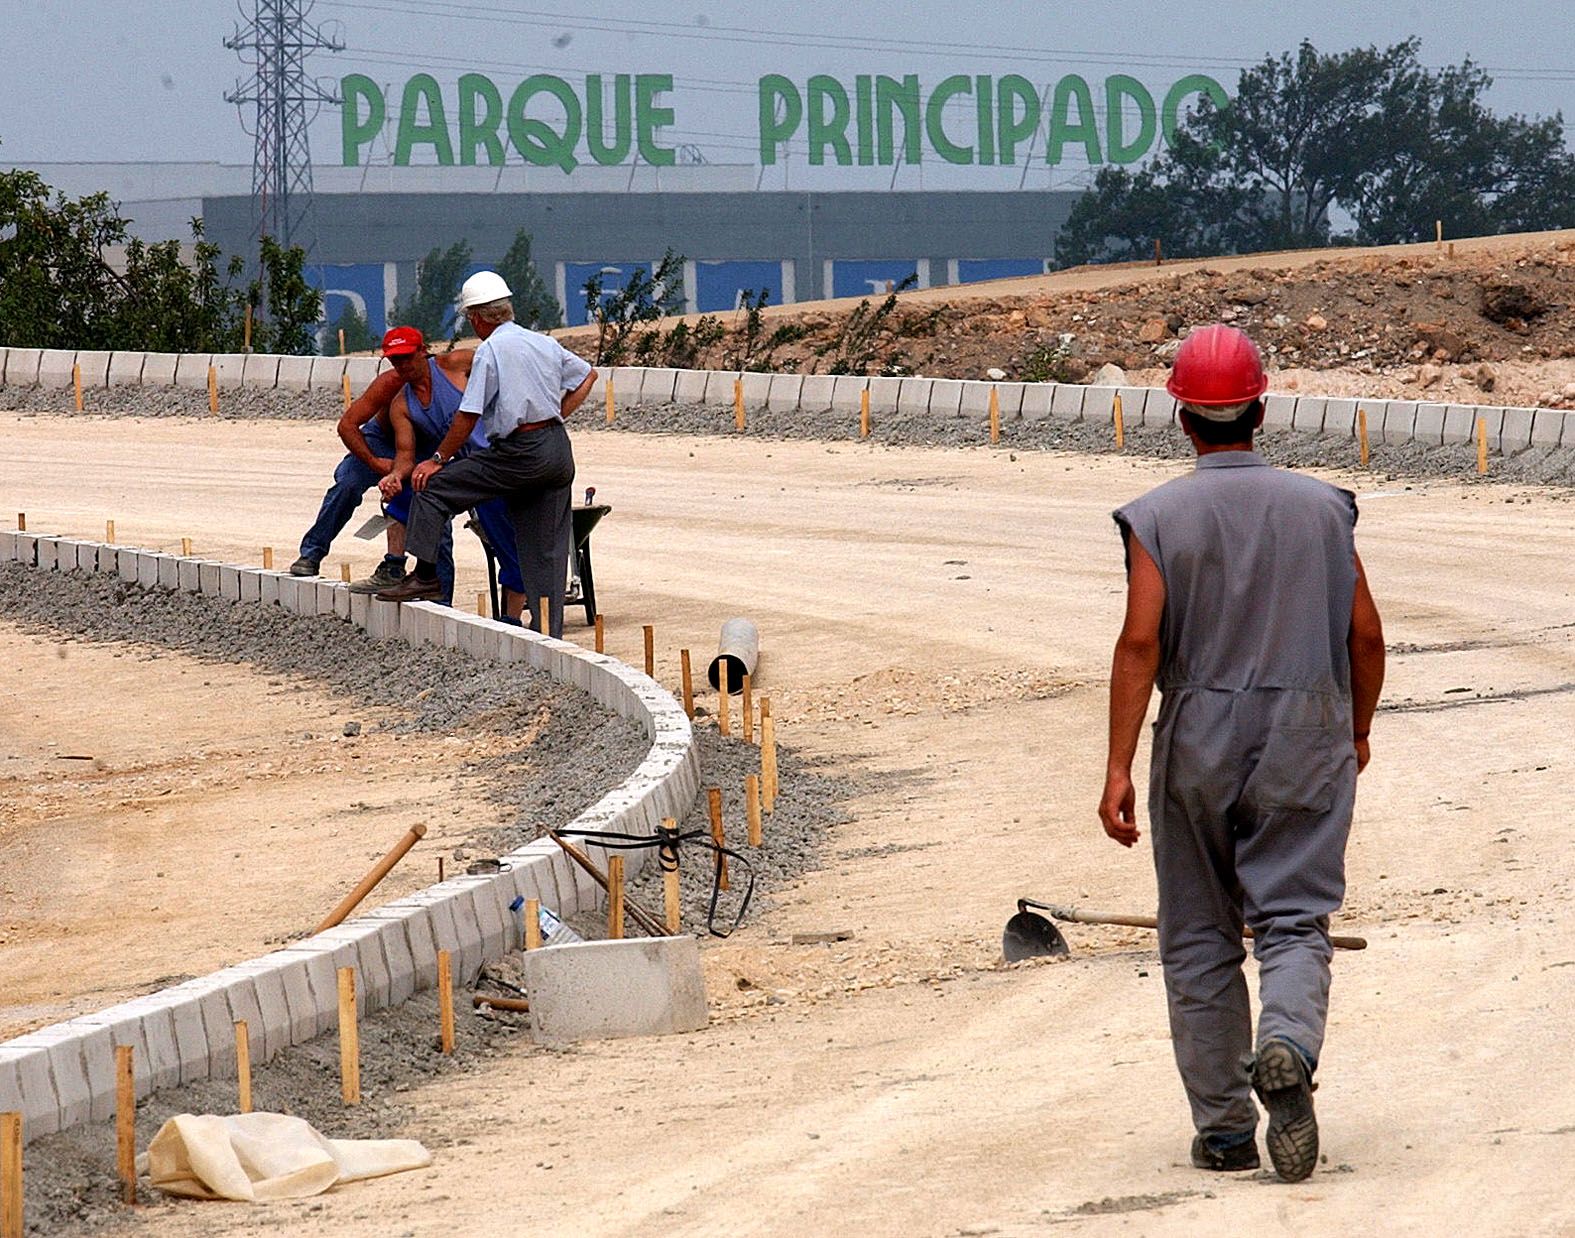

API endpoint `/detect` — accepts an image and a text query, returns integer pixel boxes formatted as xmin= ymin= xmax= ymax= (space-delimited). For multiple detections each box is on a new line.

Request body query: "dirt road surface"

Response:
xmin=3 ymin=411 xmax=1574 ymax=1235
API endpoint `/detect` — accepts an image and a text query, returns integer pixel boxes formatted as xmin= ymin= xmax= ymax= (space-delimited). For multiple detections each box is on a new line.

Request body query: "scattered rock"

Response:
xmin=1305 ymin=313 xmax=1328 ymax=331
xmin=1481 ymin=282 xmax=1547 ymax=324
xmin=1417 ymin=364 xmax=1442 ymax=390
xmin=1475 ymin=363 xmax=1498 ymax=392
xmin=342 ymin=720 xmax=362 ymax=737
xmin=1137 ymin=318 xmax=1170 ymax=344
xmin=985 ymin=366 xmax=1006 ymax=381
xmin=1088 ymin=362 xmax=1127 ymax=387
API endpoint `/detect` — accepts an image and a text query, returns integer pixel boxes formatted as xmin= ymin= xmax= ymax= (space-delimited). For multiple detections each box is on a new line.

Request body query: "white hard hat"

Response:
xmin=457 ymin=270 xmax=513 ymax=310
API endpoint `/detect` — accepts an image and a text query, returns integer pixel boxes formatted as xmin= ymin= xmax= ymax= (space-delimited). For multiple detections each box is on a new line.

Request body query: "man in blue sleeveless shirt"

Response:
xmin=1100 ymin=325 xmax=1386 ymax=1182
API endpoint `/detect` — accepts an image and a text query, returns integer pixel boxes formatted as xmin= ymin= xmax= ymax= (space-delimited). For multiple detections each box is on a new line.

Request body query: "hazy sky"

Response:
xmin=6 ymin=1 xmax=1574 ymax=178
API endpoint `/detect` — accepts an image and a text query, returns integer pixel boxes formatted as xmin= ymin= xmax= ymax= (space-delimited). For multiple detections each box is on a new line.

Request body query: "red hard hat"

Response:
xmin=1166 ymin=324 xmax=1268 ymax=407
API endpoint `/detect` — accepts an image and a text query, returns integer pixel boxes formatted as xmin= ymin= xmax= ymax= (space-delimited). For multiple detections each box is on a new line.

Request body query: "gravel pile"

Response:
xmin=2 ymin=383 xmax=346 ymax=420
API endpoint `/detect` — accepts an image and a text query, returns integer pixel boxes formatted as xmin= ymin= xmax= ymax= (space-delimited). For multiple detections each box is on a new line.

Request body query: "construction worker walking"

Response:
xmin=1099 ymin=324 xmax=1386 ymax=1182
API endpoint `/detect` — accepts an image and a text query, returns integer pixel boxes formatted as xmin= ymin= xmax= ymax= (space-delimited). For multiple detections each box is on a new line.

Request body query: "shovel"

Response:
xmin=1002 ymin=898 xmax=1368 ymax=963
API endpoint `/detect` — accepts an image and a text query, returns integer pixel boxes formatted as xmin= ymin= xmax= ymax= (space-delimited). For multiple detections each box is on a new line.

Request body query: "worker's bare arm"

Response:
xmin=411 ymin=412 xmax=482 ymax=492
xmin=561 ymin=369 xmax=598 ymax=419
xmin=377 ymin=393 xmax=417 ymax=500
xmin=336 ymin=369 xmax=403 ymax=473
xmin=435 ymin=349 xmax=476 ymax=382
xmin=1100 ymin=537 xmax=1165 ymax=848
xmin=1347 ymin=551 xmax=1385 ymax=773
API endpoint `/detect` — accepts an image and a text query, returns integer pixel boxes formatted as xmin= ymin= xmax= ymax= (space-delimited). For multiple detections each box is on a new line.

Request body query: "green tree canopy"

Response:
xmin=391 ymin=241 xmax=472 ymax=340
xmin=497 ymin=229 xmax=562 ymax=330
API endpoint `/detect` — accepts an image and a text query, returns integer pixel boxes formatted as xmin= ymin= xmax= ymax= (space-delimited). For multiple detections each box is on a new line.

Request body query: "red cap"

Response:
xmin=381 ymin=326 xmax=425 ymax=357
xmin=1166 ymin=324 xmax=1269 ymax=412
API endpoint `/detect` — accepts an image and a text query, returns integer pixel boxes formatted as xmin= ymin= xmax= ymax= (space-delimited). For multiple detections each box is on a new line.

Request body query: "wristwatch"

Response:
xmin=429 ymin=451 xmax=447 ymax=465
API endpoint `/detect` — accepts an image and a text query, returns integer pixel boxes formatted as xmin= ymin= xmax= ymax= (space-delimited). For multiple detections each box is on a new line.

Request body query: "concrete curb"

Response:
xmin=0 ymin=533 xmax=699 ymax=1142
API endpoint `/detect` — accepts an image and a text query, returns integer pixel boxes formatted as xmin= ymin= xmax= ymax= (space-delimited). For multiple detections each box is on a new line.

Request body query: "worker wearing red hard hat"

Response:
xmin=1097 ymin=324 xmax=1386 ymax=1182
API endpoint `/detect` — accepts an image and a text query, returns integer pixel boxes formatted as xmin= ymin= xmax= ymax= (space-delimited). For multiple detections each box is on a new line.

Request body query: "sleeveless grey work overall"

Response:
xmin=1114 ymin=451 xmax=1358 ymax=1142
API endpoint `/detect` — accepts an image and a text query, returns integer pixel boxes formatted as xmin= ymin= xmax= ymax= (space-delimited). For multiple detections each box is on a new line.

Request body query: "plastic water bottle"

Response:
xmin=536 ymin=903 xmax=584 ymax=947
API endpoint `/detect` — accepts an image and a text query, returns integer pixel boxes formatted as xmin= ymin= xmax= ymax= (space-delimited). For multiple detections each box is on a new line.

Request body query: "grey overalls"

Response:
xmin=1114 ymin=451 xmax=1358 ymax=1141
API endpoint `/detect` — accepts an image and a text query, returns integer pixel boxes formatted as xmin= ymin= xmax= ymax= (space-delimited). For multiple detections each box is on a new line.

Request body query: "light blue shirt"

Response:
xmin=458 ymin=321 xmax=593 ymax=442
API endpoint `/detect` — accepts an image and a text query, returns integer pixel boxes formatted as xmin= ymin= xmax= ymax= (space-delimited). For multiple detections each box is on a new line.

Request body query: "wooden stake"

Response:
xmin=243 ymin=303 xmax=253 ymax=352
xmin=115 ymin=1045 xmax=135 ymax=1204
xmin=860 ymin=387 xmax=871 ymax=438
xmin=1477 ymin=417 xmax=1489 ymax=475
xmin=315 ymin=823 xmax=428 ymax=932
xmin=437 ymin=950 xmax=455 ymax=1054
xmin=680 ymin=649 xmax=695 ymax=718
xmin=708 ymin=788 xmax=729 ymax=891
xmin=338 ymin=967 xmax=360 ymax=1105
xmin=1 ymin=1111 xmax=20 ymax=1238
xmin=1113 ymin=393 xmax=1125 ymax=449
xmin=1448 ymin=241 xmax=1456 ymax=260
xmin=733 ymin=378 xmax=745 ymax=430
xmin=524 ymin=898 xmax=542 ymax=950
xmin=1436 ymin=219 xmax=1444 ymax=250
xmin=643 ymin=624 xmax=654 ymax=676
xmin=438 ymin=856 xmax=445 ymax=883
xmin=988 ymin=386 xmax=1001 ymax=444
xmin=338 ymin=326 xmax=347 ymax=356
xmin=662 ymin=817 xmax=681 ymax=934
xmin=1154 ymin=237 xmax=1164 ymax=266
xmin=746 ymin=774 xmax=762 ymax=846
xmin=1358 ymin=407 xmax=1370 ymax=468
xmin=718 ymin=672 xmax=732 ymax=736
xmin=106 ymin=519 xmax=115 ymax=544
xmin=72 ymin=363 xmax=83 ymax=412
xmin=547 ymin=832 xmax=667 ymax=936
xmin=234 ymin=1021 xmax=252 ymax=1113
xmin=741 ymin=673 xmax=754 ymax=744
xmin=594 ymin=613 xmax=605 ymax=653
xmin=341 ymin=562 xmax=352 ymax=583
xmin=14 ymin=514 xmax=22 ymax=532
xmin=761 ymin=696 xmax=778 ymax=813
xmin=605 ymin=374 xmax=615 ymax=424
xmin=607 ymin=855 xmax=626 ymax=939
xmin=262 ymin=546 xmax=274 ymax=570
xmin=476 ymin=590 xmax=487 ymax=617
xmin=207 ymin=364 xmax=218 ymax=415
xmin=341 ymin=371 xmax=352 ymax=413
xmin=180 ymin=537 xmax=192 ymax=557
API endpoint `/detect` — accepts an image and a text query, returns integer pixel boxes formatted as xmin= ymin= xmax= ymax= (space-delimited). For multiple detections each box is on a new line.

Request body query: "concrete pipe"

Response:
xmin=707 ymin=618 xmax=759 ymax=692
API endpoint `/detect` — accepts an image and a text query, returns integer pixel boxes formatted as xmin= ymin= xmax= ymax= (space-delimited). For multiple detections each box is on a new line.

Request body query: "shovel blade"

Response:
xmin=1003 ymin=909 xmax=1069 ymax=962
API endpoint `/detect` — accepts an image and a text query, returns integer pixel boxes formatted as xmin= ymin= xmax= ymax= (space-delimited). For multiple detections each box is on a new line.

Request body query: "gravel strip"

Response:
xmin=3 ymin=384 xmax=346 ymax=420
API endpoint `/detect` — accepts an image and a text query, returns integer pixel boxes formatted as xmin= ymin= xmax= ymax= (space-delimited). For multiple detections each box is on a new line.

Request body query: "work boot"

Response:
xmin=1253 ymin=1039 xmax=1319 ymax=1182
xmin=288 ymin=556 xmax=320 ymax=577
xmin=376 ymin=573 xmax=443 ymax=603
xmin=1190 ymin=1134 xmax=1260 ymax=1172
xmin=348 ymin=558 xmax=407 ymax=594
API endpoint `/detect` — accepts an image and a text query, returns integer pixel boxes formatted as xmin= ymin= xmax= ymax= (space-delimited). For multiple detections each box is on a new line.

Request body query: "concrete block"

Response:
xmin=157 ymin=554 xmax=180 ymax=590
xmin=107 ymin=351 xmax=146 ymax=386
xmin=343 ymin=356 xmax=381 ymax=398
xmin=0 ymin=530 xmax=15 ymax=562
xmin=373 ymin=916 xmax=418 ymax=1004
xmin=1081 ymin=385 xmax=1115 ymax=424
xmin=765 ymin=372 xmax=803 ymax=412
xmin=366 ymin=598 xmax=402 ymax=639
xmin=34 ymin=538 xmax=58 ymax=571
xmin=1141 ymin=389 xmax=1177 ymax=429
xmin=701 ymin=368 xmax=740 ymax=406
xmin=423 ymin=892 xmax=474 ymax=985
xmin=639 ymin=367 xmax=679 ymax=404
xmin=242 ymin=353 xmax=281 ymax=388
xmin=350 ymin=589 xmax=370 ymax=628
xmin=671 ymin=368 xmax=707 ymax=404
xmin=275 ymin=943 xmax=339 ymax=1041
xmin=292 ymin=577 xmax=319 ymax=617
xmin=929 ymin=378 xmax=965 ymax=418
xmin=522 ymin=936 xmax=709 ymax=1043
xmin=1442 ymin=404 xmax=1479 ymax=446
xmin=1381 ymin=401 xmax=1417 ymax=445
xmin=218 ymin=564 xmax=242 ymax=601
xmin=829 ymin=374 xmax=868 ymax=413
xmin=798 ymin=373 xmax=836 ymax=413
xmin=14 ymin=532 xmax=38 ymax=567
xmin=333 ymin=584 xmax=352 ymax=619
xmin=137 ymin=553 xmax=162 ymax=589
xmin=198 ymin=560 xmax=222 ymax=595
xmin=274 ymin=354 xmax=314 ymax=391
xmin=2 ymin=1041 xmax=61 ymax=1136
xmin=1531 ymin=408 xmax=1567 ymax=449
xmin=43 ymin=1036 xmax=94 ymax=1130
xmin=315 ymin=580 xmax=342 ymax=617
xmin=173 ymin=353 xmax=213 ymax=389
xmin=1048 ymin=383 xmax=1085 ymax=421
xmin=1413 ymin=402 xmax=1447 ymax=446
xmin=1292 ymin=398 xmax=1326 ymax=434
xmin=141 ymin=352 xmax=179 ymax=386
xmin=308 ymin=355 xmax=348 ymax=392
xmin=865 ymin=375 xmax=901 ymax=415
xmin=1499 ymin=407 xmax=1535 ymax=453
xmin=376 ymin=905 xmax=438 ymax=985
xmin=259 ymin=570 xmax=283 ymax=606
xmin=261 ymin=954 xmax=318 ymax=1047
xmin=211 ymin=353 xmax=247 ymax=389
xmin=132 ymin=1002 xmax=183 ymax=1093
xmin=4 ymin=347 xmax=42 ymax=386
xmin=740 ymin=370 xmax=771 ymax=410
xmin=217 ymin=974 xmax=266 ymax=1066
xmin=238 ymin=569 xmax=262 ymax=603
xmin=98 ymin=544 xmax=120 ymax=574
xmin=277 ymin=574 xmax=303 ymax=612
xmin=177 ymin=558 xmax=201 ymax=592
xmin=1322 ymin=398 xmax=1359 ymax=437
xmin=155 ymin=978 xmax=218 ymax=1082
xmin=1262 ymin=393 xmax=1296 ymax=431
xmin=896 ymin=377 xmax=934 ymax=415
xmin=37 ymin=349 xmax=77 ymax=389
xmin=607 ymin=366 xmax=644 ymax=405
xmin=73 ymin=350 xmax=112 ymax=388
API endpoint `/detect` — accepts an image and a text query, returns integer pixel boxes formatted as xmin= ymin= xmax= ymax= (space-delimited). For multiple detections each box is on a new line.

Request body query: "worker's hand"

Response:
xmin=372 ymin=456 xmax=396 ymax=476
xmin=411 ymin=459 xmax=442 ymax=492
xmin=377 ymin=472 xmax=403 ymax=501
xmin=1098 ymin=769 xmax=1140 ymax=848
xmin=1355 ymin=736 xmax=1371 ymax=774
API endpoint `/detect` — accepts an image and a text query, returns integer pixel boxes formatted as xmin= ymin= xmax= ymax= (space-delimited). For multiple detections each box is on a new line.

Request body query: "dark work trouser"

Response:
xmin=404 ymin=422 xmax=575 ymax=637
xmin=1147 ymin=687 xmax=1356 ymax=1141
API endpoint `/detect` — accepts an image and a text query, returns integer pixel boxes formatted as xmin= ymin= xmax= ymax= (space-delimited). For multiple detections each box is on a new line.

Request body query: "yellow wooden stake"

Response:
xmin=761 ymin=696 xmax=778 ymax=813
xmin=708 ymin=788 xmax=729 ymax=891
xmin=608 ymin=855 xmax=626 ymax=939
xmin=262 ymin=546 xmax=273 ymax=570
xmin=1436 ymin=219 xmax=1444 ymax=250
xmin=105 ymin=520 xmax=115 ymax=544
xmin=680 ymin=649 xmax=695 ymax=718
xmin=437 ymin=950 xmax=455 ymax=1055
xmin=14 ymin=514 xmax=23 ymax=532
xmin=234 ymin=1022 xmax=252 ymax=1113
xmin=860 ymin=387 xmax=871 ymax=438
xmin=476 ymin=590 xmax=488 ymax=617
xmin=207 ymin=364 xmax=218 ymax=414
xmin=338 ymin=327 xmax=347 ymax=356
xmin=338 ymin=967 xmax=360 ymax=1105
xmin=115 ymin=1045 xmax=136 ymax=1204
xmin=662 ymin=817 xmax=682 ymax=933
xmin=733 ymin=378 xmax=745 ymax=430
xmin=180 ymin=537 xmax=192 ymax=557
xmin=746 ymin=773 xmax=762 ymax=846
xmin=72 ymin=363 xmax=83 ymax=412
xmin=741 ymin=673 xmax=754 ymax=744
xmin=1477 ymin=417 xmax=1489 ymax=475
xmin=341 ymin=371 xmax=352 ymax=413
xmin=341 ymin=562 xmax=352 ymax=583
xmin=718 ymin=672 xmax=731 ymax=736
xmin=1 ymin=1111 xmax=21 ymax=1238
xmin=1113 ymin=393 xmax=1125 ymax=449
xmin=243 ymin=303 xmax=253 ymax=352
xmin=643 ymin=624 xmax=655 ymax=676
xmin=539 ymin=595 xmax=551 ymax=635
xmin=1358 ymin=408 xmax=1370 ymax=468
xmin=988 ymin=385 xmax=1001 ymax=444
xmin=594 ymin=613 xmax=605 ymax=653
xmin=524 ymin=898 xmax=542 ymax=950
xmin=605 ymin=374 xmax=615 ymax=424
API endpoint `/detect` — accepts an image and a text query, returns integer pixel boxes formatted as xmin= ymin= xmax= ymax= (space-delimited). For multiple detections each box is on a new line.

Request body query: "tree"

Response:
xmin=247 ymin=235 xmax=323 ymax=356
xmin=497 ymin=229 xmax=561 ymax=330
xmin=330 ymin=299 xmax=378 ymax=353
xmin=391 ymin=240 xmax=472 ymax=340
xmin=582 ymin=250 xmax=685 ymax=364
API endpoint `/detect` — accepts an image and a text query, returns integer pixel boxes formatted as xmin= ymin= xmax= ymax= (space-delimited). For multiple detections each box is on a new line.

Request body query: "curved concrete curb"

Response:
xmin=0 ymin=350 xmax=1564 ymax=452
xmin=0 ymin=531 xmax=698 ymax=1142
